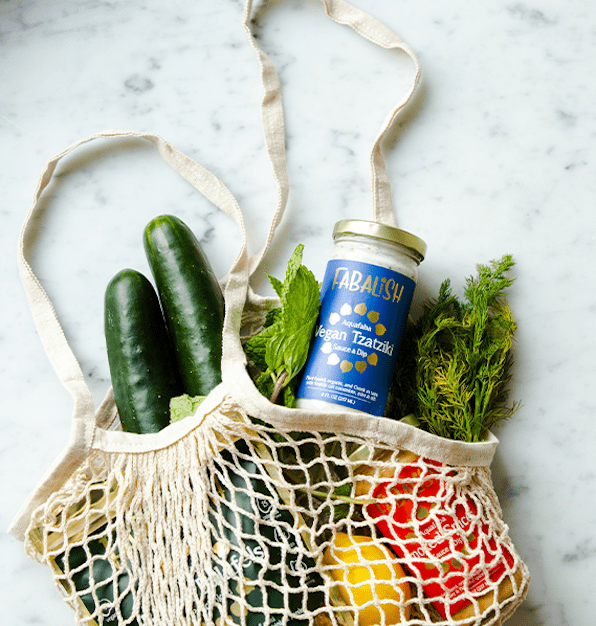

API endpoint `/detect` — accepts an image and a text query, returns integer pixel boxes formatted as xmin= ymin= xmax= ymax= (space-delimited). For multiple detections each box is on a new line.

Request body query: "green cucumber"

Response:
xmin=104 ymin=269 xmax=182 ymax=433
xmin=54 ymin=524 xmax=137 ymax=625
xmin=208 ymin=440 xmax=326 ymax=625
xmin=143 ymin=215 xmax=224 ymax=397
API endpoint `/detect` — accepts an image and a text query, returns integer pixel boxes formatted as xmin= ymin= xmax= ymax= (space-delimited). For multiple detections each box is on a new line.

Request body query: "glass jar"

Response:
xmin=297 ymin=219 xmax=426 ymax=416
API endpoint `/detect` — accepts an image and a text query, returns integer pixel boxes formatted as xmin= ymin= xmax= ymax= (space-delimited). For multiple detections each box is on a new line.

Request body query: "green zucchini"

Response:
xmin=143 ymin=215 xmax=224 ymax=397
xmin=104 ymin=269 xmax=182 ymax=433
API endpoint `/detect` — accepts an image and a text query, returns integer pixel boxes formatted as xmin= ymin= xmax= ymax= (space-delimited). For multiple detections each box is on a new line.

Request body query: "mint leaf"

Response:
xmin=282 ymin=326 xmax=317 ymax=381
xmin=264 ymin=307 xmax=281 ymax=327
xmin=244 ymin=244 xmax=321 ymax=407
xmin=282 ymin=265 xmax=320 ymax=332
xmin=284 ymin=244 xmax=304 ymax=289
xmin=255 ymin=370 xmax=274 ymax=400
xmin=267 ymin=274 xmax=284 ymax=298
xmin=282 ymin=383 xmax=297 ymax=409
xmin=265 ymin=326 xmax=287 ymax=374
xmin=244 ymin=323 xmax=276 ymax=370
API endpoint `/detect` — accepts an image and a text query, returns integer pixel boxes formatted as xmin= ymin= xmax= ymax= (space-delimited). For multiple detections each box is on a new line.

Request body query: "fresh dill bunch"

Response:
xmin=388 ymin=255 xmax=520 ymax=442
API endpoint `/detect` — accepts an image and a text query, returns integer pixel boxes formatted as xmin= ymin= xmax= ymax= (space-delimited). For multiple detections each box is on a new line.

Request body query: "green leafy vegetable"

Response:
xmin=243 ymin=245 xmax=356 ymax=522
xmin=388 ymin=255 xmax=519 ymax=442
xmin=169 ymin=394 xmax=206 ymax=423
xmin=244 ymin=244 xmax=321 ymax=407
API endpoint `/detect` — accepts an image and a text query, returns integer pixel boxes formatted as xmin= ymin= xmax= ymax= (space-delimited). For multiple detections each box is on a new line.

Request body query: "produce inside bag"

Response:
xmin=28 ymin=218 xmax=528 ymax=626
xmin=244 ymin=247 xmax=527 ymax=623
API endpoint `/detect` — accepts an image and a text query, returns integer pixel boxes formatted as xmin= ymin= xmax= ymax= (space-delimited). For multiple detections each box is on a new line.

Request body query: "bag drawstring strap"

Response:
xmin=321 ymin=0 xmax=421 ymax=226
xmin=222 ymin=0 xmax=422 ymax=381
xmin=241 ymin=0 xmax=421 ymax=250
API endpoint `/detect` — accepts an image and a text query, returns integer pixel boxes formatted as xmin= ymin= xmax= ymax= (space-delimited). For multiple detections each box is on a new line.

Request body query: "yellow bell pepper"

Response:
xmin=323 ymin=532 xmax=411 ymax=625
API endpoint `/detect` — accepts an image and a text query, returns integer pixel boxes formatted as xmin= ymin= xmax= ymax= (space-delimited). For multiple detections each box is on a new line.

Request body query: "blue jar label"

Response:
xmin=297 ymin=259 xmax=416 ymax=416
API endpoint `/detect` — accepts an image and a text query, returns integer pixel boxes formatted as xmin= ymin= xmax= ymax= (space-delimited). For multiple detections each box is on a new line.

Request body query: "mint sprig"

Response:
xmin=244 ymin=245 xmax=320 ymax=407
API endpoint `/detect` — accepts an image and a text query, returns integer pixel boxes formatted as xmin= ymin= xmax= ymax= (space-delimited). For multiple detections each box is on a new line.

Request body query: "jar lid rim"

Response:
xmin=333 ymin=220 xmax=427 ymax=260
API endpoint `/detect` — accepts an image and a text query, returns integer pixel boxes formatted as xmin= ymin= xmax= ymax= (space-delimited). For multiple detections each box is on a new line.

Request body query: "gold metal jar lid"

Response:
xmin=333 ymin=219 xmax=427 ymax=261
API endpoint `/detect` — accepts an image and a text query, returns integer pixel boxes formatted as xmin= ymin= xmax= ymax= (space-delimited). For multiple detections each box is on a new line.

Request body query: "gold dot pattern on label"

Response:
xmin=327 ymin=353 xmax=340 ymax=365
xmin=230 ymin=602 xmax=242 ymax=617
xmin=329 ymin=312 xmax=340 ymax=325
xmin=321 ymin=342 xmax=333 ymax=354
xmin=416 ymin=506 xmax=430 ymax=520
xmin=323 ymin=302 xmax=388 ymax=374
xmin=212 ymin=541 xmax=229 ymax=559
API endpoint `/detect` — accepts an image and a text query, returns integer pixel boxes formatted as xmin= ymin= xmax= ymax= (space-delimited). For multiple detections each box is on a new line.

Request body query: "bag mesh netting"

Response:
xmin=24 ymin=373 xmax=529 ymax=626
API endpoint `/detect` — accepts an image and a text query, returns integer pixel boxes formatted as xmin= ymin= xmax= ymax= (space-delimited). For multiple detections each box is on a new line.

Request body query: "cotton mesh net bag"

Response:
xmin=9 ymin=1 xmax=529 ymax=625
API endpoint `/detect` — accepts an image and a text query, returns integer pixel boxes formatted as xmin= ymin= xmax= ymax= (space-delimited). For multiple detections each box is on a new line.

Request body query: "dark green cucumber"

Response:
xmin=104 ymin=269 xmax=183 ymax=433
xmin=54 ymin=524 xmax=137 ymax=625
xmin=206 ymin=440 xmax=325 ymax=625
xmin=143 ymin=215 xmax=224 ymax=397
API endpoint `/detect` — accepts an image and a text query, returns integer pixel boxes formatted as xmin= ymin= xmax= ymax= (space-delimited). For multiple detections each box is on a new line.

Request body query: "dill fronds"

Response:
xmin=388 ymin=255 xmax=520 ymax=442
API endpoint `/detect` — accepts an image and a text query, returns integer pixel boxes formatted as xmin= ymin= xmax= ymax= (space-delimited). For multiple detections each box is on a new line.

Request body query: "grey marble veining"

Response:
xmin=2 ymin=1 xmax=595 ymax=624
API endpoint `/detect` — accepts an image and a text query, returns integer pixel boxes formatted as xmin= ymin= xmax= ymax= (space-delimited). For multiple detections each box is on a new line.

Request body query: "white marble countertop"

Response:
xmin=1 ymin=1 xmax=595 ymax=624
